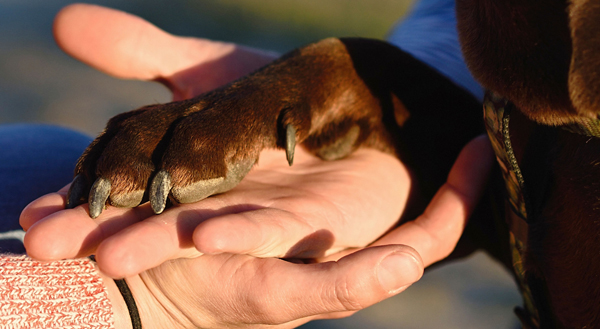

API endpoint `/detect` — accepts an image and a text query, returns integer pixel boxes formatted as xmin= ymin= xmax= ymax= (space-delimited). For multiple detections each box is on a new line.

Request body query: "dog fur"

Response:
xmin=458 ymin=1 xmax=600 ymax=327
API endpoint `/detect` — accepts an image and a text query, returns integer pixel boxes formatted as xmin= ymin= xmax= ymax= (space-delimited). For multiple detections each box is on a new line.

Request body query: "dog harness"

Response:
xmin=483 ymin=92 xmax=600 ymax=328
xmin=483 ymin=92 xmax=540 ymax=329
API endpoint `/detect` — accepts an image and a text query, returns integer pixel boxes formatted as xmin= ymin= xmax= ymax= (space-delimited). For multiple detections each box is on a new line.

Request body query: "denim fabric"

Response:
xmin=0 ymin=124 xmax=91 ymax=253
xmin=388 ymin=0 xmax=484 ymax=100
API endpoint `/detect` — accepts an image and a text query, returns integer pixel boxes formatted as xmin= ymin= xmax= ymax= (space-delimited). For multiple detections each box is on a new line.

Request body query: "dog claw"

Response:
xmin=88 ymin=177 xmax=111 ymax=219
xmin=150 ymin=170 xmax=172 ymax=214
xmin=285 ymin=124 xmax=296 ymax=166
xmin=66 ymin=174 xmax=88 ymax=209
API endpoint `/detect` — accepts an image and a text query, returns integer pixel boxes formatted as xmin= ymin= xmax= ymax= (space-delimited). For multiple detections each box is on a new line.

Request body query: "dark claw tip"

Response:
xmin=88 ymin=177 xmax=111 ymax=219
xmin=285 ymin=124 xmax=296 ymax=166
xmin=150 ymin=170 xmax=172 ymax=215
xmin=66 ymin=174 xmax=88 ymax=209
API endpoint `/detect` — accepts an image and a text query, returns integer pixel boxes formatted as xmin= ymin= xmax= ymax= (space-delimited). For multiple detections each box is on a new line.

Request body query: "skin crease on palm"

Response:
xmin=17 ymin=4 xmax=495 ymax=329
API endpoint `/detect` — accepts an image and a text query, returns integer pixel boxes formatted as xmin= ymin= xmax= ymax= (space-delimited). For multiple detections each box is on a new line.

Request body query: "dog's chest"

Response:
xmin=484 ymin=92 xmax=600 ymax=328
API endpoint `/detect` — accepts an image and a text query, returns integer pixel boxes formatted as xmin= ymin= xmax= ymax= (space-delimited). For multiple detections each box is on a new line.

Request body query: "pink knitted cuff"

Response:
xmin=0 ymin=255 xmax=114 ymax=328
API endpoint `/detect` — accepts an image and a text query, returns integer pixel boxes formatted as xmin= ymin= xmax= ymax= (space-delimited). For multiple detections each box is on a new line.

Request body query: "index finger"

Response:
xmin=21 ymin=192 xmax=154 ymax=261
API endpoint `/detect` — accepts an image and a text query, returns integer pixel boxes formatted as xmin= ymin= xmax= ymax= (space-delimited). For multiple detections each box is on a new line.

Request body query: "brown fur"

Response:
xmin=500 ymin=109 xmax=600 ymax=328
xmin=74 ymin=38 xmax=481 ymax=209
xmin=569 ymin=0 xmax=600 ymax=118
xmin=456 ymin=0 xmax=578 ymax=125
xmin=72 ymin=1 xmax=600 ymax=327
xmin=457 ymin=0 xmax=600 ymax=327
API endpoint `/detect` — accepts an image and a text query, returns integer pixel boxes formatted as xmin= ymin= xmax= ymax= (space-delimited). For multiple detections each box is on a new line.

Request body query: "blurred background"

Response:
xmin=0 ymin=1 xmax=521 ymax=328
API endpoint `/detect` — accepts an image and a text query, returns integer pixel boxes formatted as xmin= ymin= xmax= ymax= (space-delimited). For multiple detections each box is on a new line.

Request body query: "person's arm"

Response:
xmin=0 ymin=255 xmax=129 ymax=329
xmin=387 ymin=0 xmax=483 ymax=100
xmin=16 ymin=135 xmax=493 ymax=329
xmin=19 ymin=3 xmax=494 ymax=328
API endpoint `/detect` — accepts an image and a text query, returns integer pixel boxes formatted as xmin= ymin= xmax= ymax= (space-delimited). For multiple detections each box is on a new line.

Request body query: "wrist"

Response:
xmin=0 ymin=256 xmax=114 ymax=328
xmin=104 ymin=270 xmax=196 ymax=329
xmin=100 ymin=271 xmax=176 ymax=329
xmin=98 ymin=271 xmax=133 ymax=329
xmin=101 ymin=272 xmax=179 ymax=329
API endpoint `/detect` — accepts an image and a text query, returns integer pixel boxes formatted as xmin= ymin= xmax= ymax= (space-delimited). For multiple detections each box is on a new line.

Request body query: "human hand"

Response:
xmin=23 ymin=133 xmax=491 ymax=329
xmin=23 ymin=3 xmax=411 ymax=276
xmin=21 ymin=4 xmax=494 ymax=328
xmin=131 ymin=134 xmax=492 ymax=329
xmin=125 ymin=134 xmax=494 ymax=329
xmin=22 ymin=146 xmax=410 ymax=275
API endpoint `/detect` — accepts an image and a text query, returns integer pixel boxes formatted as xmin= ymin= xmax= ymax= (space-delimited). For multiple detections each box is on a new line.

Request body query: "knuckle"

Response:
xmin=233 ymin=260 xmax=293 ymax=325
xmin=333 ymin=276 xmax=365 ymax=311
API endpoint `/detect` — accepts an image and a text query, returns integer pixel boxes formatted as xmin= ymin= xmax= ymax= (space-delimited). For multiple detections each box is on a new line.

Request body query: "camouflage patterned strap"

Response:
xmin=562 ymin=117 xmax=600 ymax=137
xmin=483 ymin=92 xmax=540 ymax=329
xmin=483 ymin=93 xmax=529 ymax=220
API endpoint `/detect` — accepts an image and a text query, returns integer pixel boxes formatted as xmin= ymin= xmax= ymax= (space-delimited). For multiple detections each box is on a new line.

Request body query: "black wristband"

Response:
xmin=89 ymin=256 xmax=142 ymax=329
xmin=114 ymin=278 xmax=142 ymax=329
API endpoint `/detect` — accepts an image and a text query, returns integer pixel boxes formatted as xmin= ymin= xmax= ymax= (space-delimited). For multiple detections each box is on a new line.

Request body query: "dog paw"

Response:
xmin=65 ymin=38 xmax=411 ymax=218
xmin=66 ymin=89 xmax=309 ymax=218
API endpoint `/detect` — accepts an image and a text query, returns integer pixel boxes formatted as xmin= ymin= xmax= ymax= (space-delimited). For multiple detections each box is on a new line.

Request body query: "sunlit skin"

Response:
xmin=20 ymin=4 xmax=494 ymax=328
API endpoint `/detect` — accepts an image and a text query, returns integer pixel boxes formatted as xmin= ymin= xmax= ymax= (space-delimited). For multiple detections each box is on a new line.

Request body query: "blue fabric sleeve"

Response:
xmin=387 ymin=0 xmax=483 ymax=100
xmin=0 ymin=124 xmax=91 ymax=253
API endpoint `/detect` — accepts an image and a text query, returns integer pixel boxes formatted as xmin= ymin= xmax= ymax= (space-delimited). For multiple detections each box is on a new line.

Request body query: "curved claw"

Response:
xmin=150 ymin=170 xmax=172 ymax=214
xmin=88 ymin=177 xmax=111 ymax=219
xmin=285 ymin=124 xmax=296 ymax=166
xmin=66 ymin=174 xmax=88 ymax=209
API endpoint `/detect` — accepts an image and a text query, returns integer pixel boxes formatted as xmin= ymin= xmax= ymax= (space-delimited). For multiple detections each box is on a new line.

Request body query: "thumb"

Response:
xmin=226 ymin=245 xmax=423 ymax=324
xmin=323 ymin=245 xmax=423 ymax=302
xmin=53 ymin=4 xmax=277 ymax=98
xmin=53 ymin=3 xmax=197 ymax=81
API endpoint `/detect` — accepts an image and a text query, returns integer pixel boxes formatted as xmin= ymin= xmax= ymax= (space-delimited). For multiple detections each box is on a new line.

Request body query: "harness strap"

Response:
xmin=483 ymin=92 xmax=599 ymax=328
xmin=483 ymin=92 xmax=540 ymax=329
xmin=562 ymin=117 xmax=600 ymax=137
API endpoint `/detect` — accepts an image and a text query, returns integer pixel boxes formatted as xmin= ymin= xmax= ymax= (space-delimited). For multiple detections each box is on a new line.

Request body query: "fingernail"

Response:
xmin=377 ymin=252 xmax=422 ymax=294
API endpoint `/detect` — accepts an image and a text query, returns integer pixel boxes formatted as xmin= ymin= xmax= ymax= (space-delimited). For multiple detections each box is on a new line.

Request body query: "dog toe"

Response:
xmin=149 ymin=170 xmax=172 ymax=214
xmin=66 ymin=174 xmax=89 ymax=209
xmin=88 ymin=177 xmax=111 ymax=219
xmin=166 ymin=157 xmax=257 ymax=209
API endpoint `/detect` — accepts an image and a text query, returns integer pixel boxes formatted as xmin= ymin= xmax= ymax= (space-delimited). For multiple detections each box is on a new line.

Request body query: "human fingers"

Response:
xmin=193 ymin=207 xmax=335 ymax=258
xmin=53 ymin=4 xmax=277 ymax=98
xmin=88 ymin=147 xmax=408 ymax=277
xmin=143 ymin=245 xmax=423 ymax=327
xmin=19 ymin=190 xmax=69 ymax=232
xmin=54 ymin=3 xmax=188 ymax=81
xmin=20 ymin=150 xmax=307 ymax=276
xmin=20 ymin=184 xmax=207 ymax=274
xmin=22 ymin=199 xmax=153 ymax=261
xmin=243 ymin=245 xmax=421 ymax=322
xmin=193 ymin=148 xmax=410 ymax=258
xmin=91 ymin=196 xmax=233 ymax=278
xmin=93 ymin=192 xmax=328 ymax=278
xmin=90 ymin=156 xmax=333 ymax=277
xmin=370 ymin=134 xmax=495 ymax=266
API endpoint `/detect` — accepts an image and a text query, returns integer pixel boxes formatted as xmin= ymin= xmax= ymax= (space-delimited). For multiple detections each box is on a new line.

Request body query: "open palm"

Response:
xmin=20 ymin=4 xmax=494 ymax=328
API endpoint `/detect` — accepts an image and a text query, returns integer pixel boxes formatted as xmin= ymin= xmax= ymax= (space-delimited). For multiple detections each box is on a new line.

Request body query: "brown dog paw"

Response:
xmin=66 ymin=88 xmax=308 ymax=218
xmin=66 ymin=38 xmax=399 ymax=218
xmin=66 ymin=37 xmax=483 ymax=219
